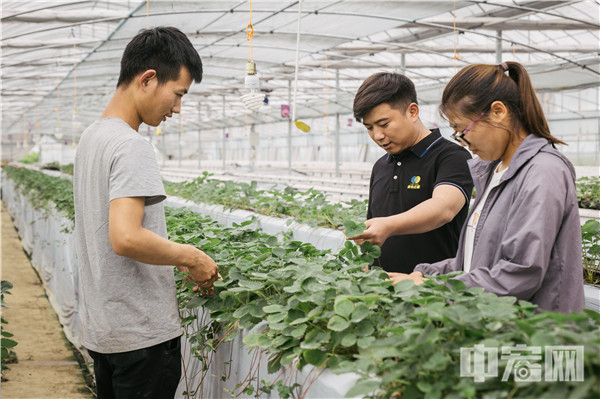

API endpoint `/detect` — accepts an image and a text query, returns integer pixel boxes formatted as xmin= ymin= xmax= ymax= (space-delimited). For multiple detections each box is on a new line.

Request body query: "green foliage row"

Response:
xmin=4 ymin=166 xmax=600 ymax=398
xmin=1 ymin=281 xmax=18 ymax=378
xmin=18 ymin=152 xmax=39 ymax=164
xmin=3 ymin=166 xmax=75 ymax=223
xmin=163 ymin=172 xmax=367 ymax=229
xmin=582 ymin=220 xmax=600 ymax=285
xmin=168 ymin=207 xmax=599 ymax=399
xmin=577 ymin=176 xmax=600 ymax=210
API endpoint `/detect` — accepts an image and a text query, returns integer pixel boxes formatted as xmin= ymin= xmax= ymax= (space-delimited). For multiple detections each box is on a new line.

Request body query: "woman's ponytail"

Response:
xmin=441 ymin=61 xmax=566 ymax=147
xmin=505 ymin=61 xmax=565 ymax=146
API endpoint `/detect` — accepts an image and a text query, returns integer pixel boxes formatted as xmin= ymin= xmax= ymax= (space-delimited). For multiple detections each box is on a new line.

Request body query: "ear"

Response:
xmin=489 ymin=100 xmax=509 ymax=123
xmin=138 ymin=69 xmax=157 ymax=91
xmin=406 ymin=102 xmax=420 ymax=122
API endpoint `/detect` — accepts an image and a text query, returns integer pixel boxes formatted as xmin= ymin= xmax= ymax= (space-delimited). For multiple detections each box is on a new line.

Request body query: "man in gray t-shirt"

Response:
xmin=73 ymin=27 xmax=218 ymax=399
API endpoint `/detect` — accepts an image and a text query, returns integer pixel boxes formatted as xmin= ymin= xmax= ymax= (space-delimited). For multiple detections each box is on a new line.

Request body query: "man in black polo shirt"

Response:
xmin=349 ymin=72 xmax=473 ymax=274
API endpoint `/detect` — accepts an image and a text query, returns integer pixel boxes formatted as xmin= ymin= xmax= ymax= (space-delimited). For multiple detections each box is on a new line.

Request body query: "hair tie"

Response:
xmin=500 ymin=62 xmax=508 ymax=72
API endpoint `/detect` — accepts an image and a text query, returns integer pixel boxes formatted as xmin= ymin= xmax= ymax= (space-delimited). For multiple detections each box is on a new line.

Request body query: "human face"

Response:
xmin=362 ymin=102 xmax=418 ymax=154
xmin=142 ymin=66 xmax=193 ymax=127
xmin=447 ymin=110 xmax=509 ymax=161
xmin=451 ymin=112 xmax=484 ymax=146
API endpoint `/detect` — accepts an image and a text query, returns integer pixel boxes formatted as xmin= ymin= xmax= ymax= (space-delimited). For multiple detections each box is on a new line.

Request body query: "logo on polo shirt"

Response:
xmin=408 ymin=176 xmax=421 ymax=189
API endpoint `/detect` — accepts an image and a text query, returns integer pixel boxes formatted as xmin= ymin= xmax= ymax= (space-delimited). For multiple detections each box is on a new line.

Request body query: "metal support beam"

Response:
xmin=335 ymin=69 xmax=340 ymax=178
xmin=178 ymin=113 xmax=182 ymax=168
xmin=161 ymin=127 xmax=166 ymax=167
xmin=222 ymin=95 xmax=226 ymax=171
xmin=288 ymin=79 xmax=292 ymax=173
xmin=197 ymin=103 xmax=202 ymax=170
xmin=400 ymin=53 xmax=406 ymax=74
xmin=496 ymin=30 xmax=503 ymax=64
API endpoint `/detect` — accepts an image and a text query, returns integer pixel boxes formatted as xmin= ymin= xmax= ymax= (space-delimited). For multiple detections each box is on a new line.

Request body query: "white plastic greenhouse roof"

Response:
xmin=1 ymin=0 xmax=599 ymax=143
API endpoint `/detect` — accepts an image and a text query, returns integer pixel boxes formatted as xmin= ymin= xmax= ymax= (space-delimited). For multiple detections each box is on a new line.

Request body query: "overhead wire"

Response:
xmin=247 ymin=0 xmax=254 ymax=62
xmin=291 ymin=0 xmax=310 ymax=132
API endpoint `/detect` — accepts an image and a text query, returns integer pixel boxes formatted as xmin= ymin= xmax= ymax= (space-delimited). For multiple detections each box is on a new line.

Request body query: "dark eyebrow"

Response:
xmin=363 ymin=117 xmax=389 ymax=126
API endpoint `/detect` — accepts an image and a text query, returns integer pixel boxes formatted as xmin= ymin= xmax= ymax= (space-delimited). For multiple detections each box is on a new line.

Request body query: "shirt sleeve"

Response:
xmin=454 ymin=157 xmax=573 ymax=300
xmin=414 ymin=257 xmax=460 ymax=276
xmin=433 ymin=145 xmax=473 ymax=203
xmin=109 ymin=138 xmax=166 ymax=205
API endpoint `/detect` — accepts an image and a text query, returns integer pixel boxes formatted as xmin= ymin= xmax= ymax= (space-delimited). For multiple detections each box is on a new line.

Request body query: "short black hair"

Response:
xmin=353 ymin=72 xmax=418 ymax=122
xmin=117 ymin=26 xmax=203 ymax=88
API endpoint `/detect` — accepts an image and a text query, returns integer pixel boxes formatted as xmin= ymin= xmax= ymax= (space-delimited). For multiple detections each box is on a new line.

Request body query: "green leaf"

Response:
xmin=254 ymin=252 xmax=271 ymax=263
xmin=263 ymin=304 xmax=288 ymax=314
xmin=341 ymin=333 xmax=357 ymax=347
xmin=354 ymin=320 xmax=375 ymax=337
xmin=302 ymin=349 xmax=328 ymax=367
xmin=185 ymin=295 xmax=207 ymax=309
xmin=0 ymin=338 xmax=17 ymax=349
xmin=350 ymin=303 xmax=370 ymax=323
xmin=289 ymin=324 xmax=307 ymax=339
xmin=422 ymin=352 xmax=450 ymax=371
xmin=446 ymin=278 xmax=467 ymax=291
xmin=242 ymin=333 xmax=262 ymax=347
xmin=343 ymin=220 xmax=365 ymax=238
xmin=272 ymin=247 xmax=286 ymax=258
xmin=328 ymin=315 xmax=351 ymax=332
xmin=360 ymin=241 xmax=381 ymax=258
xmin=232 ymin=305 xmax=251 ymax=318
xmin=334 ymin=297 xmax=354 ymax=319
xmin=237 ymin=280 xmax=264 ymax=291
xmin=345 ymin=380 xmax=380 ymax=398
xmin=301 ymin=329 xmax=330 ymax=349
xmin=356 ymin=336 xmax=375 ymax=349
xmin=256 ymin=335 xmax=272 ymax=348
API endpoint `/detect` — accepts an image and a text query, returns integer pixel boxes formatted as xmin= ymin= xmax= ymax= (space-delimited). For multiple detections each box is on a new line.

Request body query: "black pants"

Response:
xmin=88 ymin=336 xmax=182 ymax=399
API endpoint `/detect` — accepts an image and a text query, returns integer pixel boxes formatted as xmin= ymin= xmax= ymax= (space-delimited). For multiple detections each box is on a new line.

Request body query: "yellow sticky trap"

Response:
xmin=294 ymin=120 xmax=310 ymax=132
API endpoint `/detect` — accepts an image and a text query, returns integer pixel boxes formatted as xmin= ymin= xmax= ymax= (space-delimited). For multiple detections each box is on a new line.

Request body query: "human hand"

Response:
xmin=346 ymin=217 xmax=392 ymax=247
xmin=185 ymin=247 xmax=219 ymax=289
xmin=192 ymin=273 xmax=222 ymax=295
xmin=387 ymin=271 xmax=425 ymax=285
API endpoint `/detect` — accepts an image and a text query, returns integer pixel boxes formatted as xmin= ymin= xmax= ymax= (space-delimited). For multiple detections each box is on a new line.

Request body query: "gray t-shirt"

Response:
xmin=73 ymin=117 xmax=181 ymax=353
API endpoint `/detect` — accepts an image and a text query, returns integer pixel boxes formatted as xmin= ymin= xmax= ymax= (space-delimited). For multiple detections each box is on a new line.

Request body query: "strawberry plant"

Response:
xmin=3 ymin=166 xmax=75 ymax=224
xmin=166 ymin=207 xmax=600 ymax=399
xmin=163 ymin=172 xmax=367 ymax=229
xmin=577 ymin=176 xmax=600 ymax=210
xmin=1 ymin=281 xmax=18 ymax=379
xmin=4 ymin=166 xmax=600 ymax=399
xmin=582 ymin=219 xmax=600 ymax=285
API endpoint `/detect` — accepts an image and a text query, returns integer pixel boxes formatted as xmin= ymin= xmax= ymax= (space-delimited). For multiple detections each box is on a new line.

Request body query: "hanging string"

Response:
xmin=73 ymin=41 xmax=78 ymax=117
xmin=291 ymin=0 xmax=303 ymax=123
xmin=323 ymin=49 xmax=329 ymax=132
xmin=146 ymin=0 xmax=150 ymax=28
xmin=246 ymin=0 xmax=254 ymax=61
xmin=56 ymin=64 xmax=60 ymax=130
xmin=23 ymin=108 xmax=27 ymax=145
xmin=453 ymin=0 xmax=459 ymax=69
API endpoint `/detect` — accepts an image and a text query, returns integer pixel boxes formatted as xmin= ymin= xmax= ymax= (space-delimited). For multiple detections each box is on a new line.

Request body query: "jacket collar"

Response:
xmin=468 ymin=134 xmax=551 ymax=193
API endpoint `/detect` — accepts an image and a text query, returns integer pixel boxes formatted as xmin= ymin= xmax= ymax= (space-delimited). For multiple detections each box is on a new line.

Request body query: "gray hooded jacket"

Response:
xmin=415 ymin=134 xmax=584 ymax=313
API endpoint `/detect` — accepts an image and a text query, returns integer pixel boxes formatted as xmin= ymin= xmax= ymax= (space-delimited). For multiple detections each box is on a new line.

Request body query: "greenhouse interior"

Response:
xmin=1 ymin=1 xmax=599 ymax=398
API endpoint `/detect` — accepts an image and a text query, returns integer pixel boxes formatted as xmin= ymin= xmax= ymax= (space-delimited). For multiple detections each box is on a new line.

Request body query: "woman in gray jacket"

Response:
xmin=389 ymin=61 xmax=584 ymax=314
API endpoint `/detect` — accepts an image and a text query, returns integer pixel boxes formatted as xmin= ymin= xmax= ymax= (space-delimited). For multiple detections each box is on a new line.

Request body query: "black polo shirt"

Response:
xmin=367 ymin=128 xmax=473 ymax=273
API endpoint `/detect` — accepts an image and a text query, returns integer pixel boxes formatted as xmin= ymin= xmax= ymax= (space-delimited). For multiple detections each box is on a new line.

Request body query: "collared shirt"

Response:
xmin=367 ymin=128 xmax=473 ymax=273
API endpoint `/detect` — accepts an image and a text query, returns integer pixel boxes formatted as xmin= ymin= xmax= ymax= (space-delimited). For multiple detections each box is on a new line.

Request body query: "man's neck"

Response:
xmin=101 ymin=89 xmax=142 ymax=131
xmin=410 ymin=120 xmax=433 ymax=148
